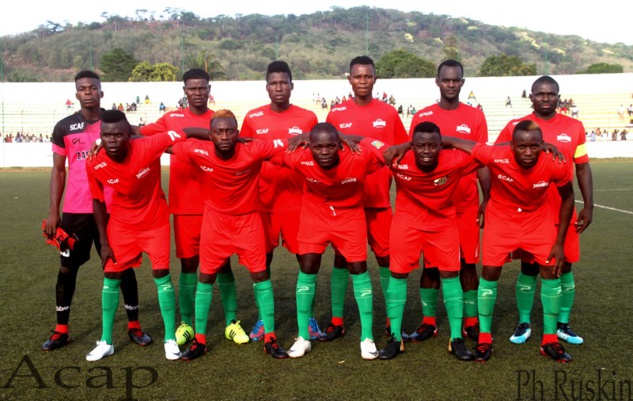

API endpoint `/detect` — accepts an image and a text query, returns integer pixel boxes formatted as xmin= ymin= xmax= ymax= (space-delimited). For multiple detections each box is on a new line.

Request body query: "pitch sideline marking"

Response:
xmin=576 ymin=200 xmax=633 ymax=215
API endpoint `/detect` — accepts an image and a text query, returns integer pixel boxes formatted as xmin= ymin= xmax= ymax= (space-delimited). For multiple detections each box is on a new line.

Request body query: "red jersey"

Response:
xmin=373 ymin=149 xmax=480 ymax=231
xmin=410 ymin=102 xmax=488 ymax=211
xmin=240 ymin=104 xmax=318 ymax=212
xmin=495 ymin=113 xmax=589 ymax=224
xmin=141 ymin=108 xmax=215 ymax=215
xmin=471 ymin=144 xmax=570 ymax=214
xmin=276 ymin=138 xmax=384 ymax=209
xmin=86 ymin=131 xmax=186 ymax=230
xmin=171 ymin=139 xmax=288 ymax=215
xmin=326 ymin=98 xmax=408 ymax=208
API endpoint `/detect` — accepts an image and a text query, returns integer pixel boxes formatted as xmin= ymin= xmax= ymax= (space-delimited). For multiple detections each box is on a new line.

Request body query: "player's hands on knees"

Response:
xmin=100 ymin=244 xmax=117 ymax=267
xmin=88 ymin=139 xmax=103 ymax=160
xmin=44 ymin=213 xmax=61 ymax=238
xmin=575 ymin=207 xmax=593 ymax=234
xmin=542 ymin=142 xmax=566 ymax=163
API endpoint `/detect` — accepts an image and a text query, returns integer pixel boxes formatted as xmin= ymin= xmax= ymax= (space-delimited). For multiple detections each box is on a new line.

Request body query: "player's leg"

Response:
xmin=455 ymin=208 xmax=481 ymax=341
xmin=510 ymin=260 xmax=538 ymax=344
xmin=557 ymin=226 xmax=583 ymax=344
xmin=288 ymin=253 xmax=321 ymax=358
xmin=539 ymin=264 xmax=571 ymax=362
xmin=86 ymin=270 xmax=122 ymax=362
xmin=349 ymin=260 xmax=378 ymax=360
xmin=181 ymin=271 xmax=217 ymax=361
xmin=475 ymin=265 xmax=502 ymax=362
xmin=366 ymin=208 xmax=392 ymax=334
xmin=409 ymin=266 xmax=440 ymax=342
xmin=326 ymin=252 xmax=349 ymax=336
xmin=173 ymin=215 xmax=201 ymax=327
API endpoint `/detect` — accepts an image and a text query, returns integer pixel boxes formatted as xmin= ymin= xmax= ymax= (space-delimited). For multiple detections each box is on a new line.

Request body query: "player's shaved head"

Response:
xmin=531 ymin=75 xmax=559 ymax=94
xmin=309 ymin=122 xmax=338 ymax=141
xmin=266 ymin=60 xmax=292 ymax=83
xmin=74 ymin=70 xmax=100 ymax=82
xmin=412 ymin=121 xmax=441 ymax=141
xmin=101 ymin=109 xmax=131 ymax=131
xmin=183 ymin=68 xmax=210 ymax=83
xmin=350 ymin=55 xmax=375 ymax=73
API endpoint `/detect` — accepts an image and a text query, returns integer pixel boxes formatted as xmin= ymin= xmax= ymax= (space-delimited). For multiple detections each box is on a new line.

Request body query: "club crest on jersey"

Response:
xmin=371 ymin=140 xmax=385 ymax=149
xmin=339 ymin=123 xmax=352 ymax=129
xmin=533 ymin=180 xmax=549 ymax=188
xmin=557 ymin=133 xmax=572 ymax=143
xmin=136 ymin=167 xmax=151 ymax=179
xmin=249 ymin=111 xmax=264 ymax=118
xmin=256 ymin=128 xmax=269 ymax=135
xmin=372 ymin=119 xmax=387 ymax=128
xmin=434 ymin=176 xmax=448 ymax=186
xmin=456 ymin=124 xmax=471 ymax=134
xmin=288 ymin=126 xmax=303 ymax=135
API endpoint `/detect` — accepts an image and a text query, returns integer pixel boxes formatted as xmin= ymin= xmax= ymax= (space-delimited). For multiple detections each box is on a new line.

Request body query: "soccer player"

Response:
xmin=496 ymin=76 xmax=593 ymax=346
xmin=375 ymin=122 xmax=482 ymax=361
xmin=323 ymin=55 xmax=409 ymax=340
xmin=443 ymin=121 xmax=575 ymax=362
xmin=407 ymin=59 xmax=490 ymax=343
xmin=42 ymin=70 xmax=150 ymax=352
xmin=169 ymin=110 xmax=289 ymax=361
xmin=274 ymin=123 xmax=382 ymax=360
xmin=84 ymin=110 xmax=192 ymax=361
xmin=240 ymin=61 xmax=321 ymax=341
xmin=137 ymin=69 xmax=245 ymax=345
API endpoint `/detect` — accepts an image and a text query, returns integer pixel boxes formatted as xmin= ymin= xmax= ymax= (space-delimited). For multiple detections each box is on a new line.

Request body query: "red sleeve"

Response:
xmin=86 ymin=162 xmax=105 ymax=202
xmin=393 ymin=115 xmax=409 ymax=145
xmin=471 ymin=143 xmax=494 ymax=165
xmin=140 ymin=115 xmax=168 ymax=137
xmin=240 ymin=116 xmax=255 ymax=139
xmin=360 ymin=137 xmax=387 ymax=165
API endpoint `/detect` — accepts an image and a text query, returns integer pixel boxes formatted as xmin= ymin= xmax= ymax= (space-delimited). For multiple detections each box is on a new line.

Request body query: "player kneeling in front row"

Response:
xmin=85 ymin=110 xmax=194 ymax=361
xmin=169 ymin=110 xmax=289 ymax=361
xmin=443 ymin=120 xmax=575 ymax=363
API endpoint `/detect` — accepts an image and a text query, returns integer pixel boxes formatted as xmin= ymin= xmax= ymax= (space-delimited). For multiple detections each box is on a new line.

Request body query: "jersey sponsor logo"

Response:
xmin=339 ymin=123 xmax=352 ymax=129
xmin=76 ymin=150 xmax=90 ymax=161
xmin=533 ymin=180 xmax=549 ymax=188
xmin=371 ymin=140 xmax=385 ymax=149
xmin=69 ymin=122 xmax=85 ymax=131
xmin=256 ymin=128 xmax=269 ymax=135
xmin=557 ymin=133 xmax=572 ymax=143
xmin=194 ymin=148 xmax=209 ymax=156
xmin=169 ymin=113 xmax=185 ymax=118
xmin=494 ymin=158 xmax=510 ymax=164
xmin=273 ymin=139 xmax=285 ymax=148
xmin=372 ymin=119 xmax=387 ymax=128
xmin=200 ymin=166 xmax=214 ymax=172
xmin=249 ymin=111 xmax=264 ymax=118
xmin=300 ymin=161 xmax=314 ymax=166
xmin=434 ymin=176 xmax=448 ymax=186
xmin=396 ymin=173 xmax=411 ymax=181
xmin=456 ymin=124 xmax=471 ymax=134
xmin=342 ymin=177 xmax=357 ymax=184
xmin=288 ymin=126 xmax=303 ymax=135
xmin=306 ymin=177 xmax=319 ymax=183
xmin=331 ymin=106 xmax=347 ymax=112
xmin=497 ymin=174 xmax=514 ymax=183
xmin=167 ymin=130 xmax=181 ymax=141
xmin=235 ymin=169 xmax=252 ymax=176
xmin=417 ymin=111 xmax=433 ymax=117
xmin=107 ymin=178 xmax=119 ymax=184
xmin=94 ymin=162 xmax=107 ymax=169
xmin=396 ymin=164 xmax=409 ymax=170
xmin=136 ymin=167 xmax=151 ymax=179
xmin=71 ymin=137 xmax=85 ymax=144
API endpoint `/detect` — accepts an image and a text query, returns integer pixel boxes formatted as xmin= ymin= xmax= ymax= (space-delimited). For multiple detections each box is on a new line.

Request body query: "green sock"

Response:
xmin=463 ymin=290 xmax=478 ymax=319
xmin=154 ymin=274 xmax=177 ymax=341
xmin=385 ymin=277 xmax=407 ymax=341
xmin=296 ymin=271 xmax=317 ymax=340
xmin=194 ymin=282 xmax=213 ymax=336
xmin=541 ymin=278 xmax=562 ymax=335
xmin=379 ymin=266 xmax=391 ymax=305
xmin=442 ymin=277 xmax=464 ymax=340
xmin=478 ymin=278 xmax=498 ymax=334
xmin=101 ymin=277 xmax=121 ymax=344
xmin=331 ymin=267 xmax=349 ymax=319
xmin=217 ymin=270 xmax=237 ymax=325
xmin=420 ymin=288 xmax=439 ymax=318
xmin=178 ymin=272 xmax=197 ymax=326
xmin=254 ymin=280 xmax=275 ymax=333
xmin=558 ymin=272 xmax=575 ymax=324
xmin=516 ymin=273 xmax=537 ymax=324
xmin=352 ymin=271 xmax=374 ymax=341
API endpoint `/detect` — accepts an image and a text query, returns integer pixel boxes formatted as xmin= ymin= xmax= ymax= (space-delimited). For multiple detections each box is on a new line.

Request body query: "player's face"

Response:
xmin=436 ymin=66 xmax=464 ymax=102
xmin=530 ymin=81 xmax=559 ymax=117
xmin=411 ymin=131 xmax=442 ymax=171
xmin=183 ymin=78 xmax=210 ymax=109
xmin=210 ymin=118 xmax=239 ymax=155
xmin=266 ymin=72 xmax=293 ymax=107
xmin=348 ymin=64 xmax=376 ymax=98
xmin=100 ymin=121 xmax=131 ymax=162
xmin=511 ymin=130 xmax=543 ymax=169
xmin=75 ymin=78 xmax=103 ymax=110
xmin=310 ymin=130 xmax=341 ymax=170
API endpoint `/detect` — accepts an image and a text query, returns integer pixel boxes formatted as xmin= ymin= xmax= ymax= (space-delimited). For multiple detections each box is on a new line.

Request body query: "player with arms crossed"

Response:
xmin=240 ymin=61 xmax=321 ymax=341
xmin=496 ymin=76 xmax=593 ymax=346
xmin=170 ymin=110 xmax=290 ymax=361
xmin=443 ymin=120 xmax=575 ymax=362
xmin=43 ymin=70 xmax=150 ymax=352
xmin=407 ymin=59 xmax=490 ymax=343
xmin=323 ymin=55 xmax=409 ymax=341
xmin=137 ymin=69 xmax=245 ymax=345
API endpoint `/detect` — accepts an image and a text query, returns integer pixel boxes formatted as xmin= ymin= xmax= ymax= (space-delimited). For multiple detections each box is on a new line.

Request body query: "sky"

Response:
xmin=1 ymin=1 xmax=630 ymax=45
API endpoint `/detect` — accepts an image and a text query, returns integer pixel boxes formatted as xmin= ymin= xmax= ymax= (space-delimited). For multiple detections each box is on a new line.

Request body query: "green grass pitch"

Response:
xmin=1 ymin=161 xmax=632 ymax=401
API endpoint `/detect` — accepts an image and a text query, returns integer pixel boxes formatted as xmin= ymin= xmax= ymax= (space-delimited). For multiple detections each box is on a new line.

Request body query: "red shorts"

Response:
xmin=365 ymin=207 xmax=392 ymax=258
xmin=512 ymin=221 xmax=580 ymax=264
xmin=391 ymin=215 xmax=461 ymax=274
xmin=482 ymin=205 xmax=558 ymax=267
xmin=173 ymin=214 xmax=203 ymax=259
xmin=199 ymin=208 xmax=266 ymax=275
xmin=104 ymin=222 xmax=171 ymax=273
xmin=298 ymin=204 xmax=367 ymax=262
xmin=455 ymin=207 xmax=480 ymax=264
xmin=261 ymin=210 xmax=300 ymax=255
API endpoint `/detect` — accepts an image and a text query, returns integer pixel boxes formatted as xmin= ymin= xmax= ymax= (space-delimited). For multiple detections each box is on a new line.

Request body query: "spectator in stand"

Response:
xmin=621 ymin=130 xmax=628 ymax=141
xmin=505 ymin=96 xmax=512 ymax=108
xmin=612 ymin=129 xmax=619 ymax=141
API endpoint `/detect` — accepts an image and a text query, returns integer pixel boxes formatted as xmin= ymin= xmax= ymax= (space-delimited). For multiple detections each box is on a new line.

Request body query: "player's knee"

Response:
xmin=180 ymin=256 xmax=199 ymax=273
xmin=151 ymin=268 xmax=170 ymax=279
